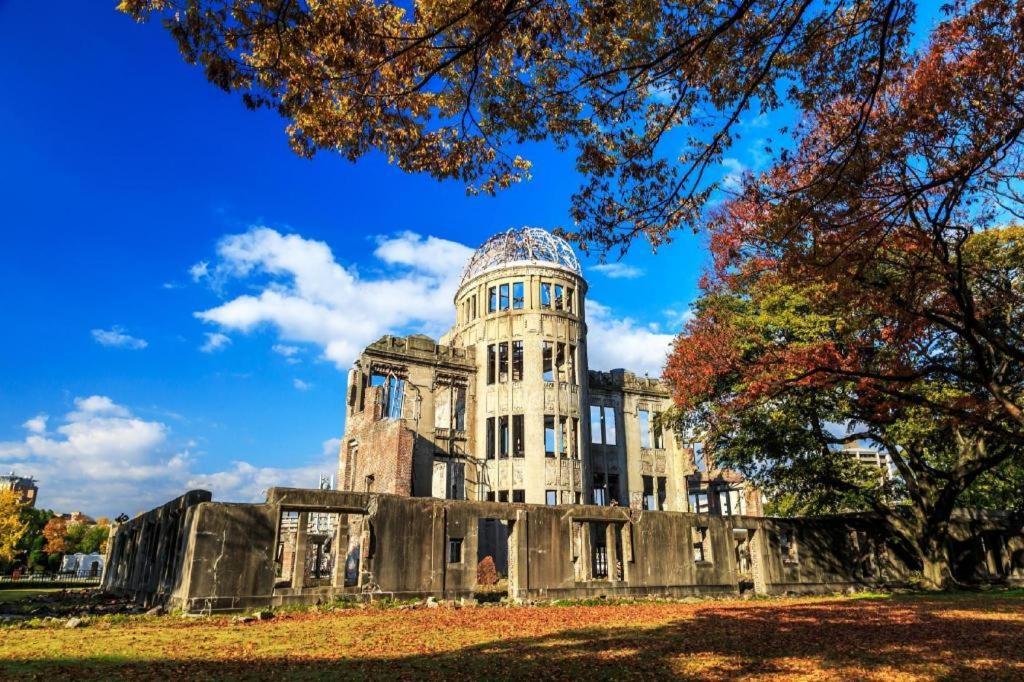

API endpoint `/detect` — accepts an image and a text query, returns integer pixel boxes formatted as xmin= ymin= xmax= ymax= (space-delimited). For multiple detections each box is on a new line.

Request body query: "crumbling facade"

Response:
xmin=339 ymin=227 xmax=718 ymax=513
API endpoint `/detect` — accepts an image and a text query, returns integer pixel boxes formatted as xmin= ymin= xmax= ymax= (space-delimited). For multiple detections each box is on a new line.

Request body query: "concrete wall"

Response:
xmin=104 ymin=488 xmax=1024 ymax=613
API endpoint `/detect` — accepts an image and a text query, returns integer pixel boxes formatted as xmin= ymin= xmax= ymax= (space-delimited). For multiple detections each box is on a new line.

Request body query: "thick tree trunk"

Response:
xmin=920 ymin=534 xmax=954 ymax=590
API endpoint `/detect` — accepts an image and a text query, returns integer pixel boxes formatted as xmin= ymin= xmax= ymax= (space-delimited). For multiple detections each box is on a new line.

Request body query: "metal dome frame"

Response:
xmin=459 ymin=227 xmax=582 ymax=286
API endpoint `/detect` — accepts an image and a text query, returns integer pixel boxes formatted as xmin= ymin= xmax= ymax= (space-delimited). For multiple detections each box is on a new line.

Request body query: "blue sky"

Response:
xmin=0 ymin=2 xmax=941 ymax=517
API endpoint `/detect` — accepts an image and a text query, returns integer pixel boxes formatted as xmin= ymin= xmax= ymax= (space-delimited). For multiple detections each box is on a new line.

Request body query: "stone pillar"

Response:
xmin=291 ymin=512 xmax=309 ymax=590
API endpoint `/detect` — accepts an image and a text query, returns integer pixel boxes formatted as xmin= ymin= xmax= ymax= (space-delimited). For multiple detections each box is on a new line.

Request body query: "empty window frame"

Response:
xmin=639 ymin=409 xmax=652 ymax=449
xmin=607 ymin=474 xmax=621 ymax=505
xmin=512 ymin=281 xmax=525 ymax=309
xmin=540 ymin=282 xmax=552 ymax=308
xmin=486 ymin=417 xmax=496 ymax=459
xmin=499 ymin=283 xmax=510 ymax=310
xmin=591 ymin=405 xmax=617 ymax=445
xmin=488 ymin=286 xmax=498 ymax=313
xmin=779 ymin=530 xmax=799 ymax=564
xmin=643 ymin=475 xmax=656 ymax=511
xmin=486 ymin=491 xmax=496 ymax=502
xmin=546 ymin=490 xmax=557 ymax=505
xmin=487 ymin=344 xmax=496 ymax=385
xmin=555 ymin=343 xmax=570 ymax=383
xmin=566 ymin=287 xmax=575 ymax=313
xmin=498 ymin=342 xmax=509 ymax=383
xmin=559 ymin=416 xmax=573 ymax=457
xmin=542 ymin=341 xmax=554 ymax=382
xmin=511 ymin=340 xmax=523 ymax=381
xmin=719 ymin=488 xmax=744 ymax=516
xmin=498 ymin=490 xmax=509 ymax=503
xmin=544 ymin=416 xmax=556 ymax=457
xmin=371 ymin=372 xmax=405 ymax=420
xmin=689 ymin=490 xmax=709 ymax=514
xmin=692 ymin=526 xmax=710 ymax=563
xmin=590 ymin=405 xmax=603 ymax=445
xmin=499 ymin=416 xmax=510 ymax=459
xmin=554 ymin=284 xmax=564 ymax=310
xmin=448 ymin=538 xmax=463 ymax=564
xmin=593 ymin=484 xmax=608 ymax=506
xmin=591 ymin=523 xmax=609 ymax=578
xmin=512 ymin=489 xmax=525 ymax=503
xmin=512 ymin=414 xmax=525 ymax=457
xmin=657 ymin=477 xmax=667 ymax=511
xmin=653 ymin=412 xmax=665 ymax=449
xmin=453 ymin=387 xmax=466 ymax=431
xmin=469 ymin=294 xmax=477 ymax=319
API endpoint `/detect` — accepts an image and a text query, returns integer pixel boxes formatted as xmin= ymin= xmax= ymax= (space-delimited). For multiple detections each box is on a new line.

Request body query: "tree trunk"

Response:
xmin=920 ymin=535 xmax=953 ymax=590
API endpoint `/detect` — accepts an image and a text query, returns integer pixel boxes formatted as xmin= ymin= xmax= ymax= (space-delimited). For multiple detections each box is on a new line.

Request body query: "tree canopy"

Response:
xmin=664 ymin=0 xmax=1024 ymax=586
xmin=119 ymin=0 xmax=925 ymax=252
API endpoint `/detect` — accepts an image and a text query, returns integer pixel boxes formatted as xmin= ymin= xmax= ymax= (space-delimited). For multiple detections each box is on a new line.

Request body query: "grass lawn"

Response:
xmin=1 ymin=591 xmax=1022 ymax=680
xmin=0 ymin=588 xmax=65 ymax=604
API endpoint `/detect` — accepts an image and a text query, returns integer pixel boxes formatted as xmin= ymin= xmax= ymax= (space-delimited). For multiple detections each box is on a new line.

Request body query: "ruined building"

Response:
xmin=338 ymin=227 xmax=759 ymax=515
xmin=101 ymin=229 xmax=1024 ymax=613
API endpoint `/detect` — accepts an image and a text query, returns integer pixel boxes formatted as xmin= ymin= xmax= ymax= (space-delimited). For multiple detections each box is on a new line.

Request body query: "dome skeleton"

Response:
xmin=459 ymin=227 xmax=582 ymax=287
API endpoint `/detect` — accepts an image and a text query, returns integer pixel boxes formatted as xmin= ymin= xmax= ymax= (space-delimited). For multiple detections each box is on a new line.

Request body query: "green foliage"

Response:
xmin=77 ymin=525 xmax=109 ymax=555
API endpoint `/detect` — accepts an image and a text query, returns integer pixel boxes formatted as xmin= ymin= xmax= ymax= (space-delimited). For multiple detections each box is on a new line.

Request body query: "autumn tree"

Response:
xmin=119 ymin=0 xmax=921 ymax=252
xmin=666 ymin=2 xmax=1024 ymax=587
xmin=42 ymin=516 xmax=68 ymax=555
xmin=0 ymin=490 xmax=28 ymax=565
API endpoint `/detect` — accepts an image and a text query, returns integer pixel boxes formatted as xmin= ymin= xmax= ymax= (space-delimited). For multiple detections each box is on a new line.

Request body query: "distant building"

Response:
xmin=842 ymin=441 xmax=892 ymax=479
xmin=60 ymin=552 xmax=104 ymax=578
xmin=0 ymin=471 xmax=38 ymax=508
xmin=62 ymin=511 xmax=96 ymax=525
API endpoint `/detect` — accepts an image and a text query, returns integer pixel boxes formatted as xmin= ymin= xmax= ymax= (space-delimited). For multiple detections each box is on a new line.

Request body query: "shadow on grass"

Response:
xmin=5 ymin=596 xmax=1024 ymax=680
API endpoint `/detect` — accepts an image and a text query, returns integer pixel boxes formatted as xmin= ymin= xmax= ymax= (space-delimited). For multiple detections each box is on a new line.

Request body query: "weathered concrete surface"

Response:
xmin=105 ymin=488 xmax=1024 ymax=612
xmin=101 ymin=490 xmax=212 ymax=606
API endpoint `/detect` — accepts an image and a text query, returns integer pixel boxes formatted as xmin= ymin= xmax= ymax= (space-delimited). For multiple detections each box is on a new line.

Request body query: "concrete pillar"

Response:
xmin=291 ymin=512 xmax=309 ymax=589
xmin=606 ymin=522 xmax=620 ymax=582
xmin=508 ymin=510 xmax=529 ymax=599
xmin=749 ymin=525 xmax=769 ymax=595
xmin=332 ymin=516 xmax=350 ymax=588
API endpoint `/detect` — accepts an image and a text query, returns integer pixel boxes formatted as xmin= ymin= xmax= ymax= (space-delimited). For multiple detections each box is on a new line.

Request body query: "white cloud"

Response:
xmin=293 ymin=378 xmax=312 ymax=391
xmin=721 ymin=157 xmax=748 ymax=192
xmin=272 ymin=344 xmax=300 ymax=358
xmin=22 ymin=414 xmax=47 ymax=434
xmin=321 ymin=437 xmax=342 ymax=458
xmin=662 ymin=307 xmax=695 ymax=331
xmin=189 ymin=260 xmax=210 ymax=282
xmin=0 ymin=396 xmax=335 ymax=517
xmin=200 ymin=332 xmax=231 ymax=353
xmin=186 ymin=460 xmax=329 ymax=503
xmin=195 ymin=227 xmax=473 ymax=368
xmin=91 ymin=326 xmax=148 ymax=350
xmin=591 ymin=262 xmax=645 ymax=279
xmin=586 ymin=300 xmax=674 ymax=377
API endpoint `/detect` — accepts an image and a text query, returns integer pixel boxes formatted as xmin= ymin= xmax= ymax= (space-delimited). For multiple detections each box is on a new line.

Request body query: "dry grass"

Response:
xmin=1 ymin=591 xmax=1022 ymax=680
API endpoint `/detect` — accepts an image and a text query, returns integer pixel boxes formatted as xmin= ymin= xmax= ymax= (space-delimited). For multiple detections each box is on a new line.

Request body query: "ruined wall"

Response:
xmin=106 ymin=488 xmax=1024 ymax=612
xmin=102 ymin=490 xmax=212 ymax=605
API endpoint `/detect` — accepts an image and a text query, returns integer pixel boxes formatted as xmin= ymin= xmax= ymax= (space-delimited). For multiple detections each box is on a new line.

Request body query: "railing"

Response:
xmin=0 ymin=571 xmax=102 ymax=584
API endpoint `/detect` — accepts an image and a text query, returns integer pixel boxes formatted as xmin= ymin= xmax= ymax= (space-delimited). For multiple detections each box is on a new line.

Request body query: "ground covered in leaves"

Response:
xmin=1 ymin=591 xmax=1022 ymax=680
